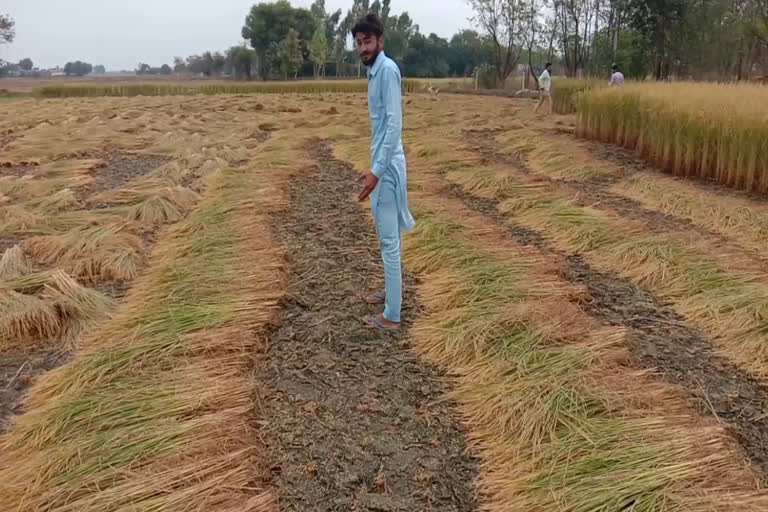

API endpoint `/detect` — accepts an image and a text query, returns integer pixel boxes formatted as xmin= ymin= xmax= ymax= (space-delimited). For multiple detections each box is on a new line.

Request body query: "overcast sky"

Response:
xmin=1 ymin=0 xmax=475 ymax=70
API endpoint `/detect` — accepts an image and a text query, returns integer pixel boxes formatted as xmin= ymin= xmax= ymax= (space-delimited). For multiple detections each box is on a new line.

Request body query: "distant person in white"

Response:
xmin=610 ymin=64 xmax=625 ymax=87
xmin=534 ymin=62 xmax=553 ymax=115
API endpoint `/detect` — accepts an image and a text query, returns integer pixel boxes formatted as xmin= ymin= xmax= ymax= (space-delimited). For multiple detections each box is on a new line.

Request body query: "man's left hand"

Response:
xmin=358 ymin=172 xmax=379 ymax=202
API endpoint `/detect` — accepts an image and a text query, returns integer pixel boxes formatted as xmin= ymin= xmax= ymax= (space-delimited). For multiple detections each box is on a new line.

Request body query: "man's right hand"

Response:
xmin=358 ymin=172 xmax=379 ymax=202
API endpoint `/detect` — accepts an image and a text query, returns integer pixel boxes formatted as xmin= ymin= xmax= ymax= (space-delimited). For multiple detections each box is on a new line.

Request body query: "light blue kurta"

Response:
xmin=367 ymin=52 xmax=414 ymax=322
xmin=368 ymin=52 xmax=415 ymax=234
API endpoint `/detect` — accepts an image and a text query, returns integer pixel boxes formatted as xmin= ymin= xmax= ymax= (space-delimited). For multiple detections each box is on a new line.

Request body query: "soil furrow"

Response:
xmin=0 ymin=349 xmax=68 ymax=434
xmin=82 ymin=152 xmax=172 ymax=208
xmin=467 ymin=130 xmax=719 ymax=236
xmin=443 ymin=180 xmax=768 ymax=482
xmin=468 ymin=129 xmax=768 ymax=279
xmin=583 ymin=136 xmax=768 ymax=205
xmin=259 ymin=139 xmax=478 ymax=512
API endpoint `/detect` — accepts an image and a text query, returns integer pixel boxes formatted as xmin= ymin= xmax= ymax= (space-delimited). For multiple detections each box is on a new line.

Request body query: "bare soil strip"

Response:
xmin=83 ymin=152 xmax=172 ymax=206
xmin=0 ymin=349 xmax=67 ymax=434
xmin=259 ymin=140 xmax=478 ymax=512
xmin=444 ymin=181 xmax=768 ymax=482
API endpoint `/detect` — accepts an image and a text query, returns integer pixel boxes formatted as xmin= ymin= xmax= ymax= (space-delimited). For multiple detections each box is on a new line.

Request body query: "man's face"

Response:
xmin=355 ymin=33 xmax=383 ymax=66
xmin=546 ymin=65 xmax=552 ymax=72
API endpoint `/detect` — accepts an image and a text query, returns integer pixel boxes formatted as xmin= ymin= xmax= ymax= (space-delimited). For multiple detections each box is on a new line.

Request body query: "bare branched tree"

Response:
xmin=467 ymin=0 xmax=530 ymax=84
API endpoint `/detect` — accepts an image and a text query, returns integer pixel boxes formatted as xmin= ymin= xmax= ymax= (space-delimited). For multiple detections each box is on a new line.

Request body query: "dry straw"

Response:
xmin=0 ymin=147 xmax=289 ymax=511
xmin=578 ymin=82 xmax=768 ymax=193
xmin=335 ymin=131 xmax=768 ymax=511
xmin=35 ymin=80 xmax=419 ymax=98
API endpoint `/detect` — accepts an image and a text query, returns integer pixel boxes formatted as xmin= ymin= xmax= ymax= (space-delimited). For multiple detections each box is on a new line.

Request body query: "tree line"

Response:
xmin=166 ymin=0 xmax=496 ymax=81
xmin=3 ymin=1 xmax=768 ymax=84
xmin=0 ymin=57 xmax=107 ymax=78
xmin=221 ymin=0 xmax=768 ymax=82
xmin=470 ymin=0 xmax=768 ymax=82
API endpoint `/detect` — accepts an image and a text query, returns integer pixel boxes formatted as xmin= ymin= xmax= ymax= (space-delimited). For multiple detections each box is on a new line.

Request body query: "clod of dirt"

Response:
xmin=0 ymin=237 xmax=24 ymax=254
xmin=325 ymin=107 xmax=339 ymax=115
xmin=278 ymin=105 xmax=302 ymax=113
xmin=260 ymin=139 xmax=478 ymax=511
xmin=91 ymin=280 xmax=129 ymax=299
xmin=254 ymin=103 xmax=265 ymax=111
xmin=258 ymin=122 xmax=279 ymax=132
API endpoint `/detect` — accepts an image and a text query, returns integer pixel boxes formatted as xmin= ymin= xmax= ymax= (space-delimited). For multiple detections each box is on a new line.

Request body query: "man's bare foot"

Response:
xmin=365 ymin=290 xmax=386 ymax=304
xmin=363 ymin=314 xmax=401 ymax=330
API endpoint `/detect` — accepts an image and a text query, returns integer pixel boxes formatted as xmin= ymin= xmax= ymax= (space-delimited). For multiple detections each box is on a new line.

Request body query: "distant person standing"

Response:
xmin=610 ymin=64 xmax=625 ymax=87
xmin=534 ymin=62 xmax=553 ymax=115
xmin=354 ymin=13 xmax=415 ymax=331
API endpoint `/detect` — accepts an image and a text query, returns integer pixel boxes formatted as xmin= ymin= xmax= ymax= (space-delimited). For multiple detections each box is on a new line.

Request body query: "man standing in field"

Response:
xmin=534 ymin=62 xmax=553 ymax=115
xmin=610 ymin=64 xmax=625 ymax=87
xmin=354 ymin=13 xmax=415 ymax=330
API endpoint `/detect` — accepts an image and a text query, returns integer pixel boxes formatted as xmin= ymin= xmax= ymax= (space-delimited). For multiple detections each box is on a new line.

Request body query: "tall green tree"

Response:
xmin=64 ymin=61 xmax=93 ymax=76
xmin=448 ymin=30 xmax=493 ymax=76
xmin=626 ymin=0 xmax=687 ymax=79
xmin=310 ymin=0 xmax=342 ymax=77
xmin=310 ymin=25 xmax=329 ymax=77
xmin=332 ymin=33 xmax=347 ymax=76
xmin=311 ymin=0 xmax=342 ymax=45
xmin=173 ymin=56 xmax=186 ymax=73
xmin=242 ymin=1 xmax=314 ymax=79
xmin=279 ymin=28 xmax=303 ymax=79
xmin=384 ymin=12 xmax=417 ymax=62
xmin=227 ymin=46 xmax=258 ymax=79
xmin=402 ymin=33 xmax=451 ymax=77
xmin=18 ymin=57 xmax=33 ymax=71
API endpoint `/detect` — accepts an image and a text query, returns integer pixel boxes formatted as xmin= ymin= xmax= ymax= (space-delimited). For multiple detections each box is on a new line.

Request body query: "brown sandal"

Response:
xmin=363 ymin=314 xmax=401 ymax=331
xmin=365 ymin=291 xmax=386 ymax=304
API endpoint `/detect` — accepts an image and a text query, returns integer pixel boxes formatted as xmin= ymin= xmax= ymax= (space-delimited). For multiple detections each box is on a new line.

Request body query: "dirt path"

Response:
xmin=259 ymin=140 xmax=478 ymax=512
xmin=444 ymin=180 xmax=768 ymax=482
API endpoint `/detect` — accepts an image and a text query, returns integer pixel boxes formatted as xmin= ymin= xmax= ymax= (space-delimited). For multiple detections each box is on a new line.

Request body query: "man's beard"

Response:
xmin=361 ymin=48 xmax=381 ymax=67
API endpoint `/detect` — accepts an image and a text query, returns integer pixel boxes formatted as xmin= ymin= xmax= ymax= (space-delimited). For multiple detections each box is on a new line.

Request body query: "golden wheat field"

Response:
xmin=1 ymin=85 xmax=768 ymax=512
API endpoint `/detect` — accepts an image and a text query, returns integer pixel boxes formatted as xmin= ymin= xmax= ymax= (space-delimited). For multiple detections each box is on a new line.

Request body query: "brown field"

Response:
xmin=1 ymin=74 xmax=239 ymax=92
xmin=1 ymin=89 xmax=768 ymax=511
xmin=0 ymin=75 xmax=472 ymax=94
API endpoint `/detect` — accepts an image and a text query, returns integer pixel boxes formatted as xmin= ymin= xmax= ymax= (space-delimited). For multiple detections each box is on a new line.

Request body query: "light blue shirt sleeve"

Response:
xmin=371 ymin=65 xmax=403 ymax=178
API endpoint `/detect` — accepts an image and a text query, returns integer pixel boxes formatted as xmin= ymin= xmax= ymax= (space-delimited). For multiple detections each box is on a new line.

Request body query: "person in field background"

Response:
xmin=354 ymin=13 xmax=415 ymax=331
xmin=534 ymin=62 xmax=553 ymax=115
xmin=610 ymin=63 xmax=625 ymax=87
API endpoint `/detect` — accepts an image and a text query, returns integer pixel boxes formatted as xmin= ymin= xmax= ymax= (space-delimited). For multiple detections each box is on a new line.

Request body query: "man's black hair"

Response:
xmin=612 ymin=63 xmax=619 ymax=71
xmin=545 ymin=62 xmax=552 ymax=68
xmin=352 ymin=13 xmax=385 ymax=39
